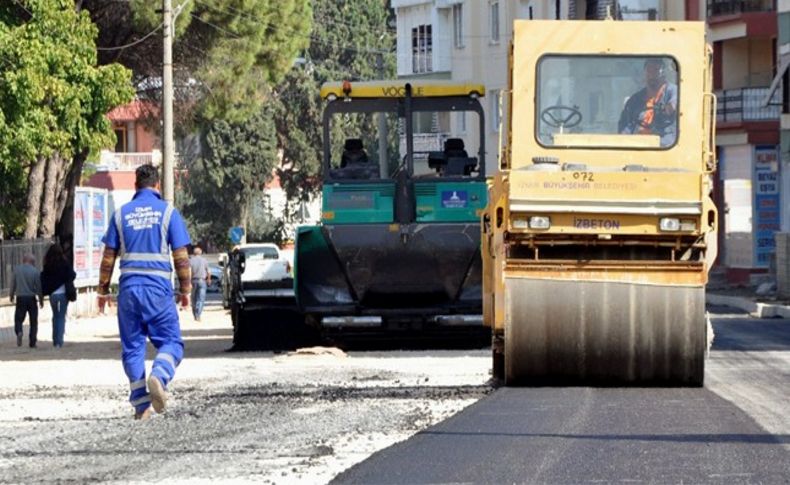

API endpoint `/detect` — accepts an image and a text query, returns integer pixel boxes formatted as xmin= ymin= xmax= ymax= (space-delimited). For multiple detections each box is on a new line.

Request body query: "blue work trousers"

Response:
xmin=117 ymin=284 xmax=184 ymax=413
xmin=191 ymin=279 xmax=207 ymax=320
xmin=49 ymin=293 xmax=68 ymax=347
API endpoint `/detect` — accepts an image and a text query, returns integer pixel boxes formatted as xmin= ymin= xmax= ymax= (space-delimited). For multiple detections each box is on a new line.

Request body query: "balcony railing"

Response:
xmin=715 ymin=87 xmax=780 ymax=123
xmin=399 ymin=133 xmax=450 ymax=156
xmin=707 ymin=0 xmax=775 ymax=17
xmin=96 ymin=150 xmax=162 ymax=171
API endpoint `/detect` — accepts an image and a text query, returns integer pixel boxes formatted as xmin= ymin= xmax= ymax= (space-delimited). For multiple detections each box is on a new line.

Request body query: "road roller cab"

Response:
xmin=483 ymin=20 xmax=717 ymax=385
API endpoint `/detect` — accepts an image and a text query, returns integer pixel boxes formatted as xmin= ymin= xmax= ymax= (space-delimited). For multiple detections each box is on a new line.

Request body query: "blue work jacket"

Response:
xmin=102 ymin=188 xmax=191 ymax=293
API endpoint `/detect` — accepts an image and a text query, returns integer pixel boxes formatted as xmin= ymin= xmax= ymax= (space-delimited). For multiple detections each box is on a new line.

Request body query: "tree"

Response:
xmin=82 ymin=0 xmax=313 ymax=248
xmin=0 ymin=0 xmax=134 ymax=241
xmin=85 ymin=0 xmax=312 ymax=125
xmin=272 ymin=0 xmax=396 ymax=210
xmin=181 ymin=106 xmax=279 ymax=247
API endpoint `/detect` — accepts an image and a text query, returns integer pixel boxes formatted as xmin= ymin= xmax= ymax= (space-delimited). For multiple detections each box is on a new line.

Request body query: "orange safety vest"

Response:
xmin=638 ymin=83 xmax=667 ymax=134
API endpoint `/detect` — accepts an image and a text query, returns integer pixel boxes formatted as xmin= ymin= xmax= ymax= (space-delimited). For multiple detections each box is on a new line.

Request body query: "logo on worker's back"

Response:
xmin=441 ymin=190 xmax=468 ymax=209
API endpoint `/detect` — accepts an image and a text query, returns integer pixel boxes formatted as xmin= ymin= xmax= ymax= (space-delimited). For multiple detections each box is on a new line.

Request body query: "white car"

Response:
xmin=239 ymin=243 xmax=292 ymax=295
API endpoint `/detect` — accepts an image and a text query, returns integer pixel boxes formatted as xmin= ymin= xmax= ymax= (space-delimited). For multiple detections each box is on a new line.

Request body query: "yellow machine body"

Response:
xmin=483 ymin=20 xmax=717 ymax=385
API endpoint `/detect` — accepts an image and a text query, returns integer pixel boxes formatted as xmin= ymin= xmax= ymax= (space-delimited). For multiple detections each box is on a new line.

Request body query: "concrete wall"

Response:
xmin=136 ymin=122 xmax=158 ymax=152
xmin=722 ymin=37 xmax=775 ymax=89
xmin=720 ymin=144 xmax=755 ymax=268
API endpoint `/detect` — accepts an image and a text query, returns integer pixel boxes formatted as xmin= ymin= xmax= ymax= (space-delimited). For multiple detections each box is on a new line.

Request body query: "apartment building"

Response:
xmin=392 ymin=1 xmax=687 ymax=176
xmin=777 ymin=0 xmax=790 ymax=235
xmin=706 ymin=0 xmax=779 ymax=282
xmin=393 ymin=0 xmax=784 ymax=281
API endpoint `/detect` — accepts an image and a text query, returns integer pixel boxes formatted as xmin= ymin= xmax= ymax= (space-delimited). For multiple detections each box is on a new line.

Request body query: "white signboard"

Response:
xmin=74 ymin=187 xmax=109 ymax=287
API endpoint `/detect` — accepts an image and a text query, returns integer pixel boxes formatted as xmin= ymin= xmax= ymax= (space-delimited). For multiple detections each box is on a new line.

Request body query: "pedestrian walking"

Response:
xmin=41 ymin=243 xmax=77 ymax=348
xmin=189 ymin=246 xmax=210 ymax=322
xmin=98 ymin=164 xmax=192 ymax=420
xmin=9 ymin=253 xmax=43 ymax=348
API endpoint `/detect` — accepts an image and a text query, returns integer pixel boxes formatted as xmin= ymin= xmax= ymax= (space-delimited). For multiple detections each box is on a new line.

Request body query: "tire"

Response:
xmin=232 ymin=302 xmax=253 ymax=350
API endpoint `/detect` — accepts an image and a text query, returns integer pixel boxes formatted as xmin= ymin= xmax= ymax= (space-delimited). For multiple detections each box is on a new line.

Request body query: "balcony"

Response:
xmin=707 ymin=0 xmax=775 ymax=17
xmin=715 ymin=87 xmax=780 ymax=123
xmin=400 ymin=133 xmax=450 ymax=156
xmin=95 ymin=149 xmax=163 ymax=171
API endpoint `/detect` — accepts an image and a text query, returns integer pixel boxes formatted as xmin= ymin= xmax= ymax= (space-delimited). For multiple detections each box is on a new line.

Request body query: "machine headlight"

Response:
xmin=679 ymin=220 xmax=697 ymax=231
xmin=659 ymin=218 xmax=697 ymax=232
xmin=528 ymin=216 xmax=551 ymax=230
xmin=659 ymin=217 xmax=680 ymax=231
xmin=512 ymin=218 xmax=529 ymax=229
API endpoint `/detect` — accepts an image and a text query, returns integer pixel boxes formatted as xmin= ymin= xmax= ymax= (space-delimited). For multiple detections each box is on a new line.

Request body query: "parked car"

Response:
xmin=221 ymin=243 xmax=296 ymax=347
xmin=207 ymin=264 xmax=223 ymax=293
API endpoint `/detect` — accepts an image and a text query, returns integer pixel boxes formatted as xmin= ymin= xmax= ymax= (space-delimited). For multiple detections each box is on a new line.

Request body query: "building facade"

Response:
xmin=778 ymin=0 xmax=790 ymax=235
xmin=706 ymin=0 xmax=779 ymax=282
xmin=392 ymin=0 xmax=688 ymax=176
xmin=393 ymin=0 xmax=784 ymax=282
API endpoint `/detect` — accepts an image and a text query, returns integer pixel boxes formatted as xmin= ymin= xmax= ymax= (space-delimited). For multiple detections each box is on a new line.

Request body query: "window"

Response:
xmin=489 ymin=1 xmax=500 ymax=43
xmin=457 ymin=111 xmax=467 ymax=133
xmin=243 ymin=246 xmax=279 ymax=261
xmin=535 ymin=55 xmax=680 ymax=149
xmin=411 ymin=25 xmax=433 ymax=73
xmin=453 ymin=3 xmax=464 ymax=48
xmin=113 ymin=125 xmax=127 ymax=152
xmin=490 ymin=89 xmax=501 ymax=132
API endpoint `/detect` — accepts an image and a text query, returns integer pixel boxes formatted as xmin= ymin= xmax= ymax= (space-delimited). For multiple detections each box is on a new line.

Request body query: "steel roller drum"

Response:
xmin=504 ymin=277 xmax=706 ymax=386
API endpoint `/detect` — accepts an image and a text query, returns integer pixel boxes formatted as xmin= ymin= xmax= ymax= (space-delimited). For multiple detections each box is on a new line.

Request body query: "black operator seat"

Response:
xmin=336 ymin=138 xmax=378 ymax=179
xmin=443 ymin=138 xmax=477 ymax=176
xmin=341 ymin=138 xmax=368 ymax=167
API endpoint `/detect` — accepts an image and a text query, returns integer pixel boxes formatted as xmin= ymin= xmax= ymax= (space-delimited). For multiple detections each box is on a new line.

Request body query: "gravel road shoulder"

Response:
xmin=0 ymin=303 xmax=493 ymax=484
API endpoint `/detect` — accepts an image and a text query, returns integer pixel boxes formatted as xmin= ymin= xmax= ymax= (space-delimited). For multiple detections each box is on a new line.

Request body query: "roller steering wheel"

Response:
xmin=540 ymin=105 xmax=583 ymax=129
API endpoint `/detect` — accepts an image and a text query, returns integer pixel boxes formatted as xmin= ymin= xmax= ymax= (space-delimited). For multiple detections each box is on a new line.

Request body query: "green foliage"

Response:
xmin=129 ymin=0 xmax=194 ymax=37
xmin=0 ymin=0 xmax=134 ymax=237
xmin=0 ymin=163 xmax=26 ymax=235
xmin=118 ymin=0 xmax=311 ymax=124
xmin=181 ymin=106 xmax=279 ymax=247
xmin=273 ymin=0 xmax=396 ymax=202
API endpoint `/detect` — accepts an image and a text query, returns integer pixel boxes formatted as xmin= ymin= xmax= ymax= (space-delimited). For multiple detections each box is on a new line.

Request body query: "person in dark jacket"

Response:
xmin=10 ymin=253 xmax=43 ymax=348
xmin=618 ymin=58 xmax=678 ymax=147
xmin=41 ymin=243 xmax=77 ymax=348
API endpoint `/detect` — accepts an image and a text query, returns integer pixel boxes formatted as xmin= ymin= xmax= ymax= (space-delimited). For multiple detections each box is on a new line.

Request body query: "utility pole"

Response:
xmin=162 ymin=0 xmax=175 ymax=203
xmin=376 ymin=53 xmax=388 ymax=178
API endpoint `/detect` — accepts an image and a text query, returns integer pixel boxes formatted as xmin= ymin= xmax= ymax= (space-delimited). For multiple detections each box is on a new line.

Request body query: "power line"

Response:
xmin=190 ymin=12 xmax=242 ymax=39
xmin=10 ymin=0 xmax=31 ymax=16
xmin=96 ymin=23 xmax=164 ymax=51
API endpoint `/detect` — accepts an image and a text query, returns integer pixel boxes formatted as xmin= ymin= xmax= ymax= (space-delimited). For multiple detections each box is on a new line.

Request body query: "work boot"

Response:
xmin=16 ymin=333 xmax=22 ymax=347
xmin=147 ymin=375 xmax=168 ymax=413
xmin=134 ymin=407 xmax=152 ymax=421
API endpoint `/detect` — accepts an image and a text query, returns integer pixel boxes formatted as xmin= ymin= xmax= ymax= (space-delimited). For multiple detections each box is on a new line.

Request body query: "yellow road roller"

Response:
xmin=482 ymin=20 xmax=717 ymax=386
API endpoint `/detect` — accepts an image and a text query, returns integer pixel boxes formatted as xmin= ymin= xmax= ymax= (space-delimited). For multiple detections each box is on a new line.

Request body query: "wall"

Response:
xmin=722 ymin=37 xmax=775 ymax=89
xmin=720 ymin=144 xmax=755 ymax=268
xmin=136 ymin=122 xmax=158 ymax=153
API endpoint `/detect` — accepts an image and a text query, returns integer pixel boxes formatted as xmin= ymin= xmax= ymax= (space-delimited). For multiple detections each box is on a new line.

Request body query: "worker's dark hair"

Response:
xmin=43 ymin=243 xmax=66 ymax=271
xmin=644 ymin=58 xmax=665 ymax=69
xmin=135 ymin=164 xmax=160 ymax=189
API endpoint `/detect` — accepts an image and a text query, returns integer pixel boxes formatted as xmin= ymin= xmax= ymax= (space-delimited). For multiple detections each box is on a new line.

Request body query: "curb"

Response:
xmin=706 ymin=293 xmax=790 ymax=319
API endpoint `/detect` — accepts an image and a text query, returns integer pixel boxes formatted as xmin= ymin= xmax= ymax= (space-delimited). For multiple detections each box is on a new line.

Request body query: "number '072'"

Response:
xmin=572 ymin=172 xmax=594 ymax=182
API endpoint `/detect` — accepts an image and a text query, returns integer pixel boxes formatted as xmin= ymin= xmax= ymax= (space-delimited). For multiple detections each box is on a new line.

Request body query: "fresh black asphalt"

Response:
xmin=333 ymin=310 xmax=790 ymax=484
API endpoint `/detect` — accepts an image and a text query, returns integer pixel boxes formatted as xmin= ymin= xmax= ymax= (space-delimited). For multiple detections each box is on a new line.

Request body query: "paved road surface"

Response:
xmin=334 ymin=308 xmax=790 ymax=484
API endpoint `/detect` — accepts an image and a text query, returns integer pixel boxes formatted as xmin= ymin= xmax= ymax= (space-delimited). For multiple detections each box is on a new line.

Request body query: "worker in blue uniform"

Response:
xmin=98 ymin=164 xmax=192 ymax=420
